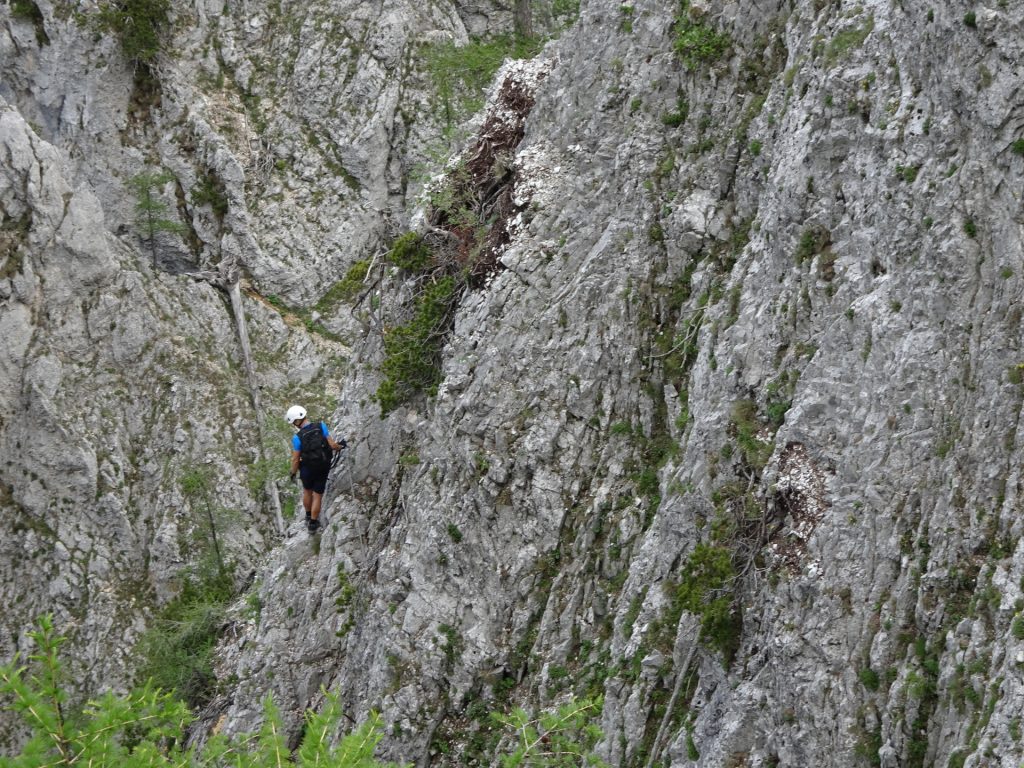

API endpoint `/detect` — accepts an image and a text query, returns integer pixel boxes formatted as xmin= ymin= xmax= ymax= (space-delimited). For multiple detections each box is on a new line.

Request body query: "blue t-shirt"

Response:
xmin=292 ymin=421 xmax=330 ymax=451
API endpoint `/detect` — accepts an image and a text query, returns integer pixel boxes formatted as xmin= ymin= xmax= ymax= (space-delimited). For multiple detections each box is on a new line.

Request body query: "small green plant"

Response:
xmin=825 ymin=14 xmax=875 ymax=65
xmin=963 ymin=11 xmax=977 ymax=27
xmin=619 ymin=4 xmax=634 ymax=33
xmin=673 ymin=2 xmax=731 ymax=71
xmin=661 ymin=98 xmax=689 ymax=126
xmin=129 ymin=170 xmax=186 ymax=267
xmin=387 ymin=232 xmax=433 ymax=272
xmin=859 ymin=667 xmax=881 ymax=691
xmin=749 ymin=139 xmax=763 ymax=156
xmin=493 ymin=697 xmax=609 ymax=767
xmin=1012 ymin=615 xmax=1024 ymax=639
xmin=1 ymin=616 xmax=405 ymax=766
xmin=191 ymin=170 xmax=228 ymax=218
xmin=376 ymin=276 xmax=457 ymax=414
xmin=896 ymin=164 xmax=919 ymax=183
xmin=676 ymin=543 xmax=740 ymax=660
xmin=10 ymin=0 xmax=47 ymax=45
xmin=447 ymin=523 xmax=463 ymax=543
xmin=422 ymin=34 xmax=544 ymax=131
xmin=1012 ymin=139 xmax=1024 ymax=156
xmin=1001 ymin=266 xmax=1014 ymax=279
xmin=794 ymin=226 xmax=831 ymax=265
xmin=95 ymin=0 xmax=173 ymax=67
xmin=964 ymin=219 xmax=978 ymax=238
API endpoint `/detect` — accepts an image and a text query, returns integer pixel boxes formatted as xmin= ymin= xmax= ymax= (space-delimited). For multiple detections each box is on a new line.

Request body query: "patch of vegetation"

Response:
xmin=662 ymin=97 xmax=689 ymax=126
xmin=2 ymin=617 xmax=404 ymax=766
xmin=963 ymin=219 xmax=978 ymax=238
xmin=422 ymin=34 xmax=544 ymax=131
xmin=1012 ymin=139 xmax=1024 ymax=156
xmin=135 ymin=557 xmax=234 ymax=707
xmin=130 ymin=169 xmax=187 ymax=267
xmin=794 ymin=226 xmax=832 ymax=265
xmin=963 ymin=11 xmax=977 ymax=28
xmin=316 ymin=258 xmax=372 ymax=313
xmin=673 ymin=2 xmax=731 ymax=71
xmin=730 ymin=399 xmax=773 ymax=471
xmin=191 ymin=169 xmax=229 ymax=218
xmin=494 ymin=697 xmax=609 ymax=767
xmin=859 ymin=667 xmax=880 ymax=691
xmin=11 ymin=0 xmax=48 ymax=45
xmin=674 ymin=543 xmax=741 ymax=660
xmin=447 ymin=523 xmax=463 ymax=543
xmin=825 ymin=14 xmax=875 ymax=65
xmin=387 ymin=232 xmax=433 ymax=272
xmin=376 ymin=274 xmax=458 ymax=415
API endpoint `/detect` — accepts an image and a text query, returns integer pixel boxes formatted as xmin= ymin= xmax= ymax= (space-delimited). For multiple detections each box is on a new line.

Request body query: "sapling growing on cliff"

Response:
xmin=129 ymin=170 xmax=186 ymax=267
xmin=0 ymin=616 xmax=405 ymax=766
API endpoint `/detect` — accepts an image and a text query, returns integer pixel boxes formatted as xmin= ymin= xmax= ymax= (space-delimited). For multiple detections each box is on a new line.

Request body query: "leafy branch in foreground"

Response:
xmin=493 ymin=697 xmax=609 ymax=767
xmin=0 ymin=616 xmax=405 ymax=767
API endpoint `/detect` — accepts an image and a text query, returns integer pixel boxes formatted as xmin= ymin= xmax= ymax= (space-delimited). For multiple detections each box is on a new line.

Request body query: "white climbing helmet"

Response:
xmin=285 ymin=405 xmax=307 ymax=424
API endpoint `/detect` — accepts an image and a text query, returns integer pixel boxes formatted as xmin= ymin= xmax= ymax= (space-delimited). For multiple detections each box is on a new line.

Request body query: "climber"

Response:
xmin=285 ymin=405 xmax=346 ymax=533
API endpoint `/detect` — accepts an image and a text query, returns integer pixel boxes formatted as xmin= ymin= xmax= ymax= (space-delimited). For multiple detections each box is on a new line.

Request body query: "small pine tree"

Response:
xmin=129 ymin=170 xmax=186 ymax=267
xmin=0 ymin=616 xmax=407 ymax=767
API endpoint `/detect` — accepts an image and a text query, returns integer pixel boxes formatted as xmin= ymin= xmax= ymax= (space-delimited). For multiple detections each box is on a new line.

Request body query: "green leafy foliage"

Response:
xmin=730 ymin=399 xmax=772 ymax=471
xmin=95 ymin=0 xmax=172 ymax=68
xmin=376 ymin=275 xmax=457 ymax=414
xmin=1 ymin=617 xmax=406 ymax=767
xmin=129 ymin=170 xmax=186 ymax=266
xmin=387 ymin=232 xmax=433 ymax=272
xmin=673 ymin=2 xmax=731 ymax=71
xmin=135 ymin=557 xmax=234 ymax=707
xmin=824 ymin=14 xmax=875 ymax=65
xmin=422 ymin=34 xmax=544 ymax=130
xmin=191 ymin=170 xmax=229 ymax=218
xmin=493 ymin=697 xmax=609 ymax=767
xmin=675 ymin=543 xmax=741 ymax=660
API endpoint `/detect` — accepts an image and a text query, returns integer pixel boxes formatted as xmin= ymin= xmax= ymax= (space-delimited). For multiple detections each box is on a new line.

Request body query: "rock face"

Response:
xmin=4 ymin=0 xmax=1024 ymax=766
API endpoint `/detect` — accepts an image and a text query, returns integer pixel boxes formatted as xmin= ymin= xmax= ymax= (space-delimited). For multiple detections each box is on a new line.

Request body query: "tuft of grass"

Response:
xmin=825 ymin=14 xmax=875 ymax=65
xmin=673 ymin=2 xmax=730 ymax=71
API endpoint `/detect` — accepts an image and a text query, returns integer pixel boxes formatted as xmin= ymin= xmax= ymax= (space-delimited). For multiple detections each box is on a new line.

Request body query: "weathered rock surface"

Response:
xmin=4 ymin=0 xmax=1024 ymax=766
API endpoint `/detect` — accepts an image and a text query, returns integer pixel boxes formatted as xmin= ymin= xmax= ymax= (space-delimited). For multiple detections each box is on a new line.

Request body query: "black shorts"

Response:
xmin=299 ymin=466 xmax=329 ymax=494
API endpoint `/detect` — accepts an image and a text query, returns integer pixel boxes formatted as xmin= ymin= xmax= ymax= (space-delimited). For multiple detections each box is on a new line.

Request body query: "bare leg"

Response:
xmin=311 ymin=491 xmax=323 ymax=521
xmin=302 ymin=488 xmax=313 ymax=518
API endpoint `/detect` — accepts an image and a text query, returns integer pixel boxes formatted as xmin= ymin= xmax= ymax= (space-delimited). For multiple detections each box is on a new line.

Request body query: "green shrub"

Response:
xmin=676 ymin=543 xmax=741 ymax=660
xmin=1012 ymin=615 xmax=1024 ymax=639
xmin=96 ymin=0 xmax=173 ymax=67
xmin=317 ymin=258 xmax=373 ymax=312
xmin=674 ymin=4 xmax=731 ymax=71
xmin=964 ymin=219 xmax=978 ymax=238
xmin=135 ymin=559 xmax=234 ymax=707
xmin=859 ymin=667 xmax=881 ymax=691
xmin=376 ymin=275 xmax=457 ymax=414
xmin=1 ymin=617 xmax=403 ymax=766
xmin=191 ymin=170 xmax=228 ymax=217
xmin=963 ymin=11 xmax=977 ymax=27
xmin=1012 ymin=139 xmax=1024 ymax=156
xmin=825 ymin=15 xmax=875 ymax=65
xmin=387 ymin=232 xmax=433 ymax=272
xmin=447 ymin=523 xmax=463 ymax=543
xmin=422 ymin=34 xmax=544 ymax=129
xmin=731 ymin=399 xmax=772 ymax=471
xmin=493 ymin=697 xmax=608 ymax=767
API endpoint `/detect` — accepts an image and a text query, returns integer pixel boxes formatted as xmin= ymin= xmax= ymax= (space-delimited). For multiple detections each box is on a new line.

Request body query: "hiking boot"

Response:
xmin=307 ymin=517 xmax=320 ymax=534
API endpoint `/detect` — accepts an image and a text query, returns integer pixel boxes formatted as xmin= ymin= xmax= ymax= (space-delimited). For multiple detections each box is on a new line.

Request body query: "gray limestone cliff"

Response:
xmin=3 ymin=0 xmax=1024 ymax=767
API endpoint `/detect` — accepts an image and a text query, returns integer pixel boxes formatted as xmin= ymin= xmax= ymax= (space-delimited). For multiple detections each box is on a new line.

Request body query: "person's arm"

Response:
xmin=290 ymin=448 xmax=301 ymax=480
xmin=323 ymin=422 xmax=346 ymax=451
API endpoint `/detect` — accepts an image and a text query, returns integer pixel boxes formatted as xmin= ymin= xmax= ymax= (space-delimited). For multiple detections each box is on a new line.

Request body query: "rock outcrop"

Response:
xmin=4 ymin=0 xmax=1024 ymax=766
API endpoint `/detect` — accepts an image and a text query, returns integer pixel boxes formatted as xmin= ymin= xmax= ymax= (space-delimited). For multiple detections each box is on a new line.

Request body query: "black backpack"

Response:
xmin=298 ymin=422 xmax=332 ymax=474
